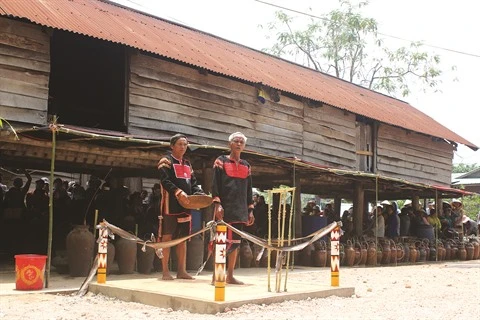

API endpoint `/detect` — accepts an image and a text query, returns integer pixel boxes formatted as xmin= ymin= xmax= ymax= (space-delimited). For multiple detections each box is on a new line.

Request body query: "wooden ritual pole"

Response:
xmin=97 ymin=223 xmax=108 ymax=283
xmin=331 ymin=225 xmax=341 ymax=286
xmin=214 ymin=224 xmax=227 ymax=301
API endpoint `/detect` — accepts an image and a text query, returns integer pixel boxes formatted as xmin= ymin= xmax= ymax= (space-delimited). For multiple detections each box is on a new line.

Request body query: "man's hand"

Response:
xmin=157 ymin=157 xmax=171 ymax=169
xmin=214 ymin=203 xmax=224 ymax=221
xmin=177 ymin=191 xmax=190 ymax=206
xmin=247 ymin=211 xmax=255 ymax=226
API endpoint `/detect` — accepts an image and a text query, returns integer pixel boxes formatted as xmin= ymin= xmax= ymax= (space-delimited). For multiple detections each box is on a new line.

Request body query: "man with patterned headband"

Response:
xmin=212 ymin=131 xmax=254 ymax=285
xmin=158 ymin=133 xmax=204 ymax=280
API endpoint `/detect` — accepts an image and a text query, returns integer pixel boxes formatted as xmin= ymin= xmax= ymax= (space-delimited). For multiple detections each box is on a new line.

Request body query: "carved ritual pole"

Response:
xmin=330 ymin=225 xmax=341 ymax=286
xmin=214 ymin=224 xmax=227 ymax=301
xmin=97 ymin=223 xmax=109 ymax=283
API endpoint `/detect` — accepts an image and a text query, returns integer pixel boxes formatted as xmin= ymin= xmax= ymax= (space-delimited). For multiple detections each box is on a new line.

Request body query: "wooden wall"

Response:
xmin=129 ymin=53 xmax=358 ymax=169
xmin=129 ymin=53 xmax=304 ymax=158
xmin=0 ymin=20 xmax=457 ymax=187
xmin=0 ymin=18 xmax=50 ymax=125
xmin=303 ymin=104 xmax=357 ymax=169
xmin=376 ymin=125 xmax=454 ymax=186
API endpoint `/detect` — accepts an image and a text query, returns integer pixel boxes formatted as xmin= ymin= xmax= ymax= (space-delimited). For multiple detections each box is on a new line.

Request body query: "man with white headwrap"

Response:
xmin=212 ymin=132 xmax=254 ymax=285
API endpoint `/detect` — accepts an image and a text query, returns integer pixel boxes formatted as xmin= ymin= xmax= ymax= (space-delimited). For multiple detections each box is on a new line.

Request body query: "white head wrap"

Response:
xmin=228 ymin=132 xmax=247 ymax=143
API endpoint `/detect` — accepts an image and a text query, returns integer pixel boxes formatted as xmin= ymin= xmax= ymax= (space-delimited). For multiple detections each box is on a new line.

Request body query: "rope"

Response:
xmin=76 ymin=219 xmax=342 ymax=295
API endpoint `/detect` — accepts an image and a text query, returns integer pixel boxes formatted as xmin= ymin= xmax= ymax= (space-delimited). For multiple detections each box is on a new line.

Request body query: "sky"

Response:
xmin=112 ymin=0 xmax=480 ymax=165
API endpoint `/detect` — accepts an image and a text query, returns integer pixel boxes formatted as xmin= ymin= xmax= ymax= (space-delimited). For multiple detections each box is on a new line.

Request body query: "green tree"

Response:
xmin=461 ymin=195 xmax=480 ymax=220
xmin=261 ymin=0 xmax=444 ymax=97
xmin=452 ymin=163 xmax=479 ymax=174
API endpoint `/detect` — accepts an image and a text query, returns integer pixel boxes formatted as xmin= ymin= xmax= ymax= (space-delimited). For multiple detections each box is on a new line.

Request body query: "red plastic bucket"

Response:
xmin=14 ymin=254 xmax=47 ymax=290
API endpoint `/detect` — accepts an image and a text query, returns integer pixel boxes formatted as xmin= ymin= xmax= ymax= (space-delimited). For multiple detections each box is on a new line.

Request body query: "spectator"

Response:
xmin=254 ymin=195 xmax=269 ymax=238
xmin=427 ymin=209 xmax=441 ymax=238
xmin=372 ymin=204 xmax=385 ymax=238
xmin=383 ymin=201 xmax=399 ymax=239
xmin=3 ymin=170 xmax=31 ymax=220
xmin=302 ymin=200 xmax=316 ymax=216
xmin=463 ymin=215 xmax=478 ymax=236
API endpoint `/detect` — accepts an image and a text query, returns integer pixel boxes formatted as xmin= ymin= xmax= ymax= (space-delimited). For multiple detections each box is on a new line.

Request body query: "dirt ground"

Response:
xmin=0 ymin=260 xmax=478 ymax=320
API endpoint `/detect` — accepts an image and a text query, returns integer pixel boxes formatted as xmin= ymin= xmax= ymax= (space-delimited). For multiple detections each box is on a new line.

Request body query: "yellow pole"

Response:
xmin=331 ymin=226 xmax=341 ymax=286
xmin=284 ymin=187 xmax=295 ymax=292
xmin=97 ymin=223 xmax=108 ymax=283
xmin=93 ymin=209 xmax=99 ymax=238
xmin=267 ymin=190 xmax=273 ymax=292
xmin=214 ymin=224 xmax=227 ymax=301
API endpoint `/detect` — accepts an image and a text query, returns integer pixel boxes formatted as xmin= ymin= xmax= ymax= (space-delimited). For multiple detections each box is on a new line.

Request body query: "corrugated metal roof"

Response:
xmin=0 ymin=0 xmax=476 ymax=149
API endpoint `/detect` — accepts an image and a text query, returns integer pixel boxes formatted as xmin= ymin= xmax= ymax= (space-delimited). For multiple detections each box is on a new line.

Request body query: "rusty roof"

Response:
xmin=0 ymin=0 xmax=476 ymax=149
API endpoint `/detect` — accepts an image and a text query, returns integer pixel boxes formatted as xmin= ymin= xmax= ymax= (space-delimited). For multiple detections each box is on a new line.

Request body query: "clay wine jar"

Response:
xmin=366 ymin=242 xmax=377 ymax=266
xmin=344 ymin=241 xmax=355 ymax=267
xmin=465 ymin=242 xmax=474 ymax=260
xmin=359 ymin=243 xmax=368 ymax=266
xmin=472 ymin=241 xmax=480 ymax=260
xmin=136 ymin=243 xmax=155 ymax=274
xmin=402 ymin=243 xmax=410 ymax=263
xmin=66 ymin=225 xmax=95 ymax=277
xmin=417 ymin=243 xmax=426 ymax=262
xmin=409 ymin=243 xmax=417 ymax=263
xmin=389 ymin=242 xmax=397 ymax=264
xmin=115 ymin=237 xmax=137 ymax=274
xmin=381 ymin=241 xmax=391 ymax=265
xmin=444 ymin=241 xmax=452 ymax=260
xmin=240 ymin=240 xmax=253 ymax=268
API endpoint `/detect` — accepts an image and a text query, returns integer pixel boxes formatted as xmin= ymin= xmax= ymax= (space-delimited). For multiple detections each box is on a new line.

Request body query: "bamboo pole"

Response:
xmin=284 ymin=187 xmax=295 ymax=292
xmin=267 ymin=190 xmax=273 ymax=292
xmin=45 ymin=115 xmax=58 ymax=288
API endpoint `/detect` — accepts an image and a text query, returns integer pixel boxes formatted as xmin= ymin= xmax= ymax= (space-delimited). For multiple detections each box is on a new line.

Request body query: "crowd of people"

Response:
xmin=362 ymin=198 xmax=478 ymax=240
xmin=1 ymin=132 xmax=479 ymax=283
xmin=0 ymin=170 xmax=162 ymax=256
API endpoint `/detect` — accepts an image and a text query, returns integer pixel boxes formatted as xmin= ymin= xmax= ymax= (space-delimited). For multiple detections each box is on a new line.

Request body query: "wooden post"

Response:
xmin=293 ymin=174 xmax=302 ymax=244
xmin=353 ymin=182 xmax=364 ymax=237
xmin=201 ymin=167 xmax=214 ymax=222
xmin=331 ymin=226 xmax=341 ymax=286
xmin=334 ymin=196 xmax=341 ymax=222
xmin=214 ymin=224 xmax=227 ymax=301
xmin=413 ymin=195 xmax=420 ymax=211
xmin=97 ymin=224 xmax=108 ymax=283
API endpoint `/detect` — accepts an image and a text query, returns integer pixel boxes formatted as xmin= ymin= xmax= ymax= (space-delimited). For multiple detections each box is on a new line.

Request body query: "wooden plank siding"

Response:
xmin=129 ymin=53 xmax=360 ymax=168
xmin=128 ymin=53 xmax=304 ymax=158
xmin=303 ymin=104 xmax=357 ymax=168
xmin=0 ymin=18 xmax=50 ymax=125
xmin=376 ymin=125 xmax=454 ymax=186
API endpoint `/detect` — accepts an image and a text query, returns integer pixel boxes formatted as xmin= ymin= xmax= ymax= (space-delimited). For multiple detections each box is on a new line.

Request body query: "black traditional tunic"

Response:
xmin=212 ymin=155 xmax=254 ymax=223
xmin=159 ymin=153 xmax=202 ymax=216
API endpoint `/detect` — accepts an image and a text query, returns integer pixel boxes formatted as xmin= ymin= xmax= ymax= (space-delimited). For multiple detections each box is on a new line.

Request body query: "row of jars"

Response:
xmin=291 ymin=237 xmax=480 ymax=268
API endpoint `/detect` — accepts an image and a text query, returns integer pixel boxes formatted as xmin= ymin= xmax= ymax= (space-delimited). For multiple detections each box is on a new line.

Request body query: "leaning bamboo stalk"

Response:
xmin=284 ymin=187 xmax=295 ymax=292
xmin=267 ymin=190 xmax=273 ymax=292
xmin=45 ymin=116 xmax=58 ymax=288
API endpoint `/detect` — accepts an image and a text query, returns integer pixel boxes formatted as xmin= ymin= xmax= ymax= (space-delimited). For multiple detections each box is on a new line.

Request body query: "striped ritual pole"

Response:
xmin=97 ymin=223 xmax=108 ymax=284
xmin=330 ymin=225 xmax=341 ymax=287
xmin=214 ymin=224 xmax=227 ymax=301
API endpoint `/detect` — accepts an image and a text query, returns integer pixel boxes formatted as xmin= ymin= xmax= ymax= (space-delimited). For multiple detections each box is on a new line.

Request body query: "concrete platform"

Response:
xmin=1 ymin=260 xmax=354 ymax=314
xmin=89 ymin=268 xmax=354 ymax=314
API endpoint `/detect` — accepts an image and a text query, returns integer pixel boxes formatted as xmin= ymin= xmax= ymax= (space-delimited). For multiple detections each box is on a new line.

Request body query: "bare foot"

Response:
xmin=162 ymin=273 xmax=174 ymax=280
xmin=226 ymin=277 xmax=244 ymax=285
xmin=176 ymin=271 xmax=194 ymax=280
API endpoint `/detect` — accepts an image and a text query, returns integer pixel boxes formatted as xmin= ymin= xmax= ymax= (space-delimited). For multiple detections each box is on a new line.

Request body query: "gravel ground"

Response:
xmin=1 ymin=260 xmax=478 ymax=320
